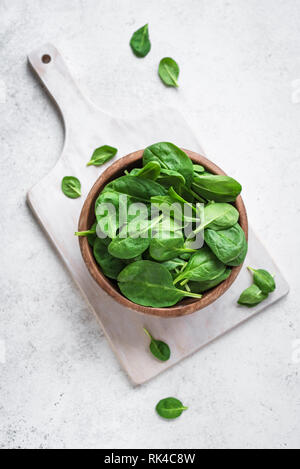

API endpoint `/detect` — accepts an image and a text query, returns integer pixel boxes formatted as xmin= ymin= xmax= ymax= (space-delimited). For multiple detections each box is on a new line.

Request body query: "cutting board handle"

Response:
xmin=28 ymin=43 xmax=91 ymax=129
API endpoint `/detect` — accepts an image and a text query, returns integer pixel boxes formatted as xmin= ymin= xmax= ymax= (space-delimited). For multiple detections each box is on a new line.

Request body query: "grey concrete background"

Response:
xmin=0 ymin=0 xmax=299 ymax=449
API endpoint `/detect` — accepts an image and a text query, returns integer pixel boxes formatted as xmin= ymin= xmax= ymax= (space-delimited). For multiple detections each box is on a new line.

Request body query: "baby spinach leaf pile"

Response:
xmin=76 ymin=141 xmax=247 ymax=308
xmin=238 ymin=266 xmax=276 ymax=307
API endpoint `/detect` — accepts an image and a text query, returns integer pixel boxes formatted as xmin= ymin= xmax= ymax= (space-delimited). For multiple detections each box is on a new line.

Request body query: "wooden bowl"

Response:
xmin=78 ymin=149 xmax=248 ymax=318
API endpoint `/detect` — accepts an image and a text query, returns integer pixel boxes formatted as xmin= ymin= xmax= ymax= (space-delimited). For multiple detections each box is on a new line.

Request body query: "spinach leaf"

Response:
xmin=109 ymin=235 xmax=149 ymax=260
xmin=117 ymin=261 xmax=202 ymax=307
xmin=143 ymin=142 xmax=194 ymax=187
xmin=226 ymin=233 xmax=248 ymax=266
xmin=157 ymin=168 xmax=185 ymax=190
xmin=168 ymin=187 xmax=198 ymax=215
xmin=193 ymin=202 xmax=239 ymax=233
xmin=150 ymin=232 xmax=197 ymax=262
xmin=248 ymin=267 xmax=276 ymax=293
xmin=95 ymin=190 xmax=126 ymax=238
xmin=87 ymin=145 xmax=117 ymax=167
xmin=108 ymin=216 xmax=162 ymax=260
xmin=156 ymin=397 xmax=188 ymax=419
xmin=160 ymin=258 xmax=187 ymax=272
xmin=61 ymin=176 xmax=81 ymax=199
xmin=132 ymin=161 xmax=161 ymax=180
xmin=130 ymin=24 xmax=151 ymax=58
xmin=238 ymin=284 xmax=268 ymax=307
xmin=158 ymin=58 xmax=180 ymax=87
xmin=189 ymin=268 xmax=231 ymax=293
xmin=204 ymin=223 xmax=247 ymax=265
xmin=151 ymin=195 xmax=185 ymax=223
xmin=143 ymin=328 xmax=170 ymax=361
xmin=177 ymin=184 xmax=206 ymax=204
xmin=179 ymin=252 xmax=193 ymax=261
xmin=96 ymin=187 xmax=152 ymax=239
xmin=192 ymin=174 xmax=242 ymax=202
xmin=155 ymin=214 xmax=183 ymax=234
xmin=174 ymin=246 xmax=226 ymax=284
xmin=93 ymin=237 xmax=125 ymax=280
xmin=193 ymin=164 xmax=205 ymax=174
xmin=104 ymin=175 xmax=166 ymax=202
xmin=150 ymin=195 xmax=175 ymax=205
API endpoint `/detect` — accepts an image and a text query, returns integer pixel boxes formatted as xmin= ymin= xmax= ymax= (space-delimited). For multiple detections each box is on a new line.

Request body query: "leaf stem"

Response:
xmin=180 ymin=279 xmax=189 ymax=287
xmin=143 ymin=328 xmax=153 ymax=341
xmin=178 ymin=290 xmax=202 ymax=299
xmin=173 ymin=274 xmax=184 ymax=285
xmin=75 ymin=229 xmax=96 ymax=237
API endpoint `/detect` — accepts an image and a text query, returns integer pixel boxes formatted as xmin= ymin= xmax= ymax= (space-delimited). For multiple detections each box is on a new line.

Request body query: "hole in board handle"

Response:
xmin=42 ymin=54 xmax=51 ymax=64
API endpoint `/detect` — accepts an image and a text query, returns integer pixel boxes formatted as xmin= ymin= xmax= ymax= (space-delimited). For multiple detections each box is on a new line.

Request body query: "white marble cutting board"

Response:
xmin=27 ymin=44 xmax=289 ymax=384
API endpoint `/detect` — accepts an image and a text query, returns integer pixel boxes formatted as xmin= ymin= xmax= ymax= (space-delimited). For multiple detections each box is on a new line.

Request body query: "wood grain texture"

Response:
xmin=78 ymin=149 xmax=248 ymax=318
xmin=27 ymin=44 xmax=289 ymax=384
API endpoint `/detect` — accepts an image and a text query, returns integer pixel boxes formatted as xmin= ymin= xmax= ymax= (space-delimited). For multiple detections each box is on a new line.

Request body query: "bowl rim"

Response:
xmin=78 ymin=148 xmax=248 ymax=318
